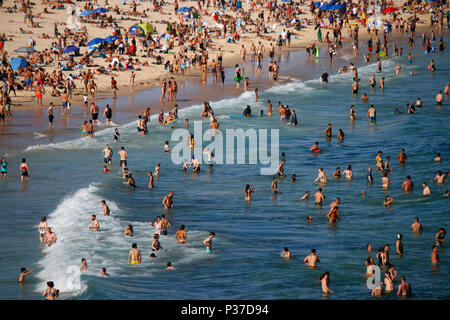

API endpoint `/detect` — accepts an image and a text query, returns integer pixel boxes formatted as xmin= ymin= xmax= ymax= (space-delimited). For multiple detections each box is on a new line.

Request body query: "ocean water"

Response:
xmin=1 ymin=36 xmax=449 ymax=300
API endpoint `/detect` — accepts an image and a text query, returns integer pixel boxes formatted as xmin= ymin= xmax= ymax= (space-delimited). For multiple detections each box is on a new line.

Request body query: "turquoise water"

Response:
xmin=1 ymin=37 xmax=449 ymax=300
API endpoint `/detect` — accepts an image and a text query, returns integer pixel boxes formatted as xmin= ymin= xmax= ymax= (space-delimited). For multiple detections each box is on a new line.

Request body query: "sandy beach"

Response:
xmin=0 ymin=0 xmax=445 ymax=152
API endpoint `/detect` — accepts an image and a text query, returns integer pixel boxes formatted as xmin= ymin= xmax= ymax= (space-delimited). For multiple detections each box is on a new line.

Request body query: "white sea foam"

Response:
xmin=34 ymin=184 xmax=215 ymax=298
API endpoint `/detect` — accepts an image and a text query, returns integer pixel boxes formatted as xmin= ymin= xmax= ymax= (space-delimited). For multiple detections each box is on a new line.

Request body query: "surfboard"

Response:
xmin=229 ymin=114 xmax=245 ymax=117
xmin=165 ymin=118 xmax=177 ymax=125
xmin=233 ymin=76 xmax=244 ymax=81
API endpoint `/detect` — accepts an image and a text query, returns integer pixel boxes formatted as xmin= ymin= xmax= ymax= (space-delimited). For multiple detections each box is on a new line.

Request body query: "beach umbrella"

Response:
xmin=80 ymin=10 xmax=94 ymax=16
xmin=282 ymin=0 xmax=291 ymax=2
xmin=314 ymin=2 xmax=322 ymax=6
xmin=14 ymin=46 xmax=37 ymax=53
xmin=10 ymin=57 xmax=28 ymax=70
xmin=331 ymin=4 xmax=345 ymax=10
xmin=129 ymin=25 xmax=145 ymax=36
xmin=138 ymin=23 xmax=153 ymax=35
xmin=176 ymin=7 xmax=192 ymax=13
xmin=87 ymin=37 xmax=106 ymax=46
xmin=62 ymin=45 xmax=80 ymax=54
xmin=320 ymin=4 xmax=332 ymax=10
xmin=104 ymin=35 xmax=118 ymax=42
xmin=93 ymin=7 xmax=108 ymax=13
xmin=382 ymin=7 xmax=399 ymax=13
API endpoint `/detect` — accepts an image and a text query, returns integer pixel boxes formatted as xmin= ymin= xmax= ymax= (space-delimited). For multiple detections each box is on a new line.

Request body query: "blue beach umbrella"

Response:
xmin=104 ymin=35 xmax=118 ymax=42
xmin=320 ymin=4 xmax=332 ymax=10
xmin=62 ymin=45 xmax=80 ymax=54
xmin=87 ymin=38 xmax=105 ymax=46
xmin=80 ymin=10 xmax=94 ymax=16
xmin=93 ymin=7 xmax=108 ymax=13
xmin=176 ymin=7 xmax=192 ymax=13
xmin=331 ymin=4 xmax=344 ymax=10
xmin=10 ymin=57 xmax=28 ymax=70
xmin=14 ymin=46 xmax=37 ymax=53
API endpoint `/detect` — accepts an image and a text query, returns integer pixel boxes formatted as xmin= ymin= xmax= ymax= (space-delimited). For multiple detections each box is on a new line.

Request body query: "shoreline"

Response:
xmin=0 ymin=20 xmax=440 ymax=154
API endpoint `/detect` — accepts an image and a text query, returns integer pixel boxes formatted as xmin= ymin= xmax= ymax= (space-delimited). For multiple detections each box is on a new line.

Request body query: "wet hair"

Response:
xmin=47 ymin=281 xmax=54 ymax=287
xmin=150 ymin=253 xmax=156 ymax=258
xmin=101 ymin=200 xmax=106 ymax=204
xmin=101 ymin=268 xmax=106 ymax=272
xmin=167 ymin=262 xmax=172 ymax=267
xmin=132 ymin=243 xmax=137 ymax=248
xmin=320 ymin=271 xmax=329 ymax=280
xmin=311 ymin=249 xmax=316 ymax=254
xmin=21 ymin=267 xmax=26 ymax=272
xmin=210 ymin=232 xmax=215 ymax=236
xmin=180 ymin=225 xmax=185 ymax=230
xmin=22 ymin=158 xmax=26 ymax=163
xmin=41 ymin=217 xmax=46 ymax=222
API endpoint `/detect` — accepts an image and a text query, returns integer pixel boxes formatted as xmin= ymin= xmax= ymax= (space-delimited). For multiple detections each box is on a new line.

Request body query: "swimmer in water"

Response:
xmin=383 ymin=196 xmax=394 ymax=207
xmin=411 ymin=217 xmax=423 ymax=233
xmin=290 ymin=174 xmax=296 ymax=182
xmin=245 ymin=184 xmax=255 ymax=200
xmin=100 ymin=268 xmax=110 ymax=277
xmin=152 ymin=234 xmax=162 ymax=251
xmin=396 ymin=276 xmax=412 ymax=297
xmin=175 ymin=225 xmax=187 ymax=243
xmin=203 ymin=232 xmax=215 ymax=252
xmin=367 ymin=105 xmax=376 ymax=122
xmin=101 ymin=200 xmax=110 ymax=216
xmin=314 ymin=188 xmax=325 ymax=206
xmin=124 ymin=225 xmax=134 ymax=238
xmin=431 ymin=245 xmax=440 ymax=265
xmin=333 ymin=167 xmax=341 ymax=178
xmin=320 ymin=271 xmax=334 ymax=295
xmin=166 ymin=262 xmax=175 ymax=270
xmin=80 ymin=258 xmax=88 ymax=272
xmin=128 ymin=243 xmax=142 ymax=264
xmin=89 ymin=215 xmax=100 ymax=231
xmin=18 ymin=267 xmax=33 ymax=282
xmin=300 ymin=191 xmax=310 ymax=200
xmin=281 ymin=247 xmax=291 ymax=259
xmin=310 ymin=141 xmax=320 ymax=152
xmin=435 ymin=228 xmax=446 ymax=246
xmin=42 ymin=281 xmax=59 ymax=300
xmin=434 ymin=153 xmax=441 ymax=162
xmin=313 ymin=168 xmax=327 ymax=184
xmin=422 ymin=182 xmax=431 ymax=196
xmin=163 ymin=191 xmax=174 ymax=209
xmin=304 ymin=249 xmax=320 ymax=267
xmin=271 ymin=177 xmax=279 ymax=193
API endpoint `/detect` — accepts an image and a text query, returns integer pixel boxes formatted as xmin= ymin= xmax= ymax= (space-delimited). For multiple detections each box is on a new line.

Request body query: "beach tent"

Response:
xmin=138 ymin=23 xmax=153 ymax=35
xmin=10 ymin=57 xmax=28 ymax=70
xmin=14 ymin=46 xmax=37 ymax=53
xmin=104 ymin=35 xmax=118 ymax=42
xmin=87 ymin=37 xmax=106 ymax=46
xmin=93 ymin=7 xmax=108 ymax=13
xmin=62 ymin=45 xmax=80 ymax=54
xmin=129 ymin=25 xmax=145 ymax=36
xmin=80 ymin=10 xmax=94 ymax=16
xmin=176 ymin=7 xmax=192 ymax=13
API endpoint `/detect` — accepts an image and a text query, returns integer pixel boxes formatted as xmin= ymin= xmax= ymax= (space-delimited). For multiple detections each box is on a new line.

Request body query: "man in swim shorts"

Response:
xmin=367 ymin=105 xmax=376 ymax=121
